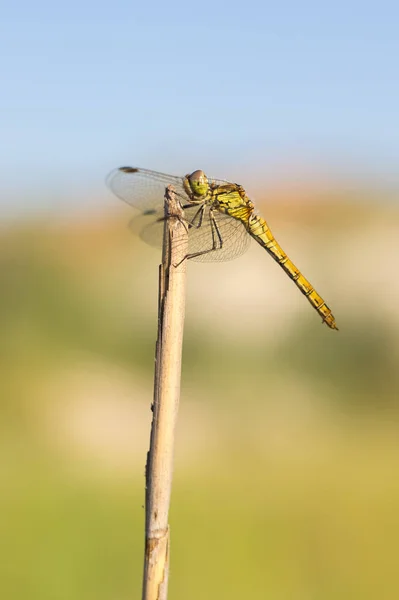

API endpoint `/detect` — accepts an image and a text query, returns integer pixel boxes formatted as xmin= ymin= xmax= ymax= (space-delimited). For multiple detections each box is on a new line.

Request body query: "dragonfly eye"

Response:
xmin=187 ymin=170 xmax=209 ymax=197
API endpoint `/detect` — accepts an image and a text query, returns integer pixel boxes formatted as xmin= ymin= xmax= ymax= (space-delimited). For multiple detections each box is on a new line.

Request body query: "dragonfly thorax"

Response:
xmin=184 ymin=169 xmax=211 ymax=201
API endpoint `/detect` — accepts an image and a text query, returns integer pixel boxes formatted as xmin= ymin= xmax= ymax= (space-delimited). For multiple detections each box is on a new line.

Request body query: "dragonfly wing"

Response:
xmin=133 ymin=205 xmax=251 ymax=262
xmin=134 ymin=204 xmax=204 ymax=250
xmin=188 ymin=209 xmax=251 ymax=262
xmin=131 ymin=204 xmax=203 ymax=249
xmin=106 ymin=166 xmax=189 ymax=213
xmin=130 ymin=210 xmax=165 ymax=248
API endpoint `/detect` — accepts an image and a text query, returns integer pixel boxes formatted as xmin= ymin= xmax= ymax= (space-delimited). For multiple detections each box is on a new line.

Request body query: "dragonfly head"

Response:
xmin=186 ymin=170 xmax=210 ymax=199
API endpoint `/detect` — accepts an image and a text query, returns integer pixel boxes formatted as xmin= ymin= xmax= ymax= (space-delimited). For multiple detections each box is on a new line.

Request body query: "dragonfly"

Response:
xmin=107 ymin=166 xmax=338 ymax=330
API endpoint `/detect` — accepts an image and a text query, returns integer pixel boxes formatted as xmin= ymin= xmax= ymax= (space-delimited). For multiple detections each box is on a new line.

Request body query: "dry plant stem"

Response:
xmin=142 ymin=186 xmax=188 ymax=600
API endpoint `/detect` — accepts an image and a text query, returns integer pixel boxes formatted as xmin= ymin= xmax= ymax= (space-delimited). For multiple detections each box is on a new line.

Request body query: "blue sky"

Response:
xmin=1 ymin=0 xmax=398 ymax=213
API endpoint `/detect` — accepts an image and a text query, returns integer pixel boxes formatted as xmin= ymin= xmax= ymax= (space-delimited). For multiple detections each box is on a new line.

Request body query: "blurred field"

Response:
xmin=1 ymin=183 xmax=399 ymax=599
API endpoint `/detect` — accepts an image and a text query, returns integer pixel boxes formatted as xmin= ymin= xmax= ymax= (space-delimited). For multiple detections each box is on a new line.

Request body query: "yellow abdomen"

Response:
xmin=248 ymin=214 xmax=338 ymax=330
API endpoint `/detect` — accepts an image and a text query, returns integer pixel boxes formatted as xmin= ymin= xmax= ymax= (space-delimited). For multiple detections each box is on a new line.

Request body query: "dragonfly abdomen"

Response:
xmin=248 ymin=215 xmax=338 ymax=329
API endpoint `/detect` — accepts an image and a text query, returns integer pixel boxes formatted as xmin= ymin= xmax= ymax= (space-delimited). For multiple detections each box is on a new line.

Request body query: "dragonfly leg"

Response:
xmin=173 ymin=204 xmax=205 ymax=236
xmin=185 ymin=204 xmax=205 ymax=229
xmin=175 ymin=209 xmax=223 ymax=265
xmin=149 ymin=204 xmax=205 ymax=235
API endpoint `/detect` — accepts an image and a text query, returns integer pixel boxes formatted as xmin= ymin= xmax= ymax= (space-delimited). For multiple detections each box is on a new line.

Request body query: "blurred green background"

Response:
xmin=2 ymin=188 xmax=399 ymax=599
xmin=2 ymin=1 xmax=399 ymax=598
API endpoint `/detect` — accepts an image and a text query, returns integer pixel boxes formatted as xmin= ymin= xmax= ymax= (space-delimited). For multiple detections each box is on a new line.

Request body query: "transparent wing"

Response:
xmin=106 ymin=166 xmax=190 ymax=213
xmin=187 ymin=208 xmax=251 ymax=262
xmin=132 ymin=204 xmax=251 ymax=262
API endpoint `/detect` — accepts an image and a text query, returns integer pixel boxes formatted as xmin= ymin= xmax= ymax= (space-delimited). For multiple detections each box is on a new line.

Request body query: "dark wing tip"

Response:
xmin=119 ymin=166 xmax=139 ymax=173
